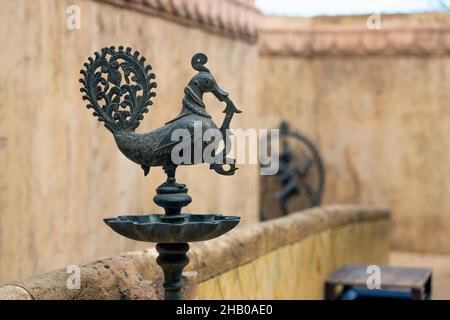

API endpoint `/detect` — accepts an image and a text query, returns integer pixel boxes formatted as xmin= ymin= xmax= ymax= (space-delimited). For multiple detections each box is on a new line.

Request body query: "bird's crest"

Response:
xmin=191 ymin=53 xmax=210 ymax=73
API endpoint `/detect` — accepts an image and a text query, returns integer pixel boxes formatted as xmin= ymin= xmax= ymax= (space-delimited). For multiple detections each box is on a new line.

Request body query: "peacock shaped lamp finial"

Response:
xmin=80 ymin=47 xmax=241 ymax=300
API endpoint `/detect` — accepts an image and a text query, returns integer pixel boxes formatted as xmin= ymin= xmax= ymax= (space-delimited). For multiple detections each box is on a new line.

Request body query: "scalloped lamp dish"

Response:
xmin=104 ymin=214 xmax=240 ymax=243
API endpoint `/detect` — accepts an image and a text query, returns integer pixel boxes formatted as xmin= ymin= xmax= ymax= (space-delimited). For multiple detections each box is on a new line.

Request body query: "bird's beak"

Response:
xmin=211 ymin=86 xmax=229 ymax=102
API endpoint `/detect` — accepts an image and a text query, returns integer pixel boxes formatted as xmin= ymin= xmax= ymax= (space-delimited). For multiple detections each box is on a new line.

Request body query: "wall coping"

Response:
xmin=259 ymin=14 xmax=450 ymax=57
xmin=0 ymin=204 xmax=390 ymax=299
xmin=95 ymin=0 xmax=261 ymax=43
xmin=189 ymin=204 xmax=390 ymax=282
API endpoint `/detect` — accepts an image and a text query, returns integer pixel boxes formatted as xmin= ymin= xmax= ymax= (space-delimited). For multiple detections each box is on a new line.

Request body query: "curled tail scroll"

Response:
xmin=79 ymin=46 xmax=157 ymax=133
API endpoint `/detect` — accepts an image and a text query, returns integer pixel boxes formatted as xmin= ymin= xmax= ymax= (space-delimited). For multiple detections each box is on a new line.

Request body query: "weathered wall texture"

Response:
xmin=198 ymin=220 xmax=388 ymax=299
xmin=0 ymin=205 xmax=391 ymax=300
xmin=258 ymin=14 xmax=450 ymax=255
xmin=0 ymin=0 xmax=260 ymax=284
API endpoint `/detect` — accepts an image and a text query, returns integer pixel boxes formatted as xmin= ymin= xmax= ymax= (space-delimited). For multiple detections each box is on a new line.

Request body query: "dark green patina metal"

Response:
xmin=80 ymin=47 xmax=241 ymax=300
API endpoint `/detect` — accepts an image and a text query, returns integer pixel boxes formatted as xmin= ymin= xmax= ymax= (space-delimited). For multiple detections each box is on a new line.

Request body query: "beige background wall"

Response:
xmin=259 ymin=14 xmax=450 ymax=255
xmin=0 ymin=0 xmax=260 ymax=283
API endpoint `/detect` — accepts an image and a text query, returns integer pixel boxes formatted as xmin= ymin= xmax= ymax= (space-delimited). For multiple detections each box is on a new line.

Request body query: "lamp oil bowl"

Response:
xmin=80 ymin=46 xmax=241 ymax=300
xmin=103 ymin=214 xmax=240 ymax=243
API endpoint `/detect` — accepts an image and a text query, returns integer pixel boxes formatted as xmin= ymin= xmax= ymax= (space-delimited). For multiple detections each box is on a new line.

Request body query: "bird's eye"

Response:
xmin=204 ymin=79 xmax=210 ymax=85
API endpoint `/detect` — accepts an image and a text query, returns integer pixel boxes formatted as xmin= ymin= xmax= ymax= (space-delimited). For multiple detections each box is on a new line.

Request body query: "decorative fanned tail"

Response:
xmin=79 ymin=46 xmax=157 ymax=133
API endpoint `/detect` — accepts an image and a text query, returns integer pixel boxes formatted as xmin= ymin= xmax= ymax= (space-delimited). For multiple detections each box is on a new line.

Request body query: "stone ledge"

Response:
xmin=0 ymin=204 xmax=389 ymax=299
xmin=95 ymin=0 xmax=261 ymax=43
xmin=188 ymin=204 xmax=390 ymax=282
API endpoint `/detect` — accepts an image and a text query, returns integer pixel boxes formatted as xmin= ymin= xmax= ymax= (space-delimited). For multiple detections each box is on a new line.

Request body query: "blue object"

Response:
xmin=340 ymin=287 xmax=413 ymax=300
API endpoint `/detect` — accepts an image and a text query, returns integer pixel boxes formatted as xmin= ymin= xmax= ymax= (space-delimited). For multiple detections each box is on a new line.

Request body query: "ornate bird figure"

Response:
xmin=80 ymin=47 xmax=241 ymax=179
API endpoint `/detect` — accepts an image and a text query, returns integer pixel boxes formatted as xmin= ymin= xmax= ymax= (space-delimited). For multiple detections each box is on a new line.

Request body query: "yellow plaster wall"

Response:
xmin=198 ymin=219 xmax=389 ymax=299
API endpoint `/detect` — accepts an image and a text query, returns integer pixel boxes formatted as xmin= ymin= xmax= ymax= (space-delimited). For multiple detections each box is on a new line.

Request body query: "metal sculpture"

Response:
xmin=80 ymin=46 xmax=241 ymax=300
xmin=260 ymin=121 xmax=325 ymax=220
